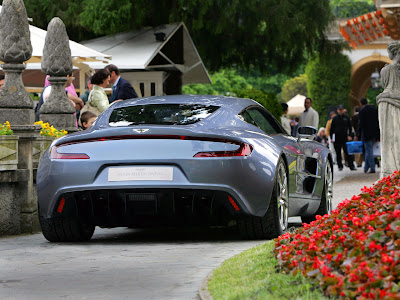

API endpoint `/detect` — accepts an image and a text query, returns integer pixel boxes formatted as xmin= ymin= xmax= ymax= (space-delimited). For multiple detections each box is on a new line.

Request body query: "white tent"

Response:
xmin=81 ymin=22 xmax=211 ymax=96
xmin=287 ymin=94 xmax=306 ymax=115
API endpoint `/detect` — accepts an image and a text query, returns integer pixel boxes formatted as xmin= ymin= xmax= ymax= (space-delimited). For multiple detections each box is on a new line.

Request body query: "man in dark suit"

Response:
xmin=105 ymin=64 xmax=138 ymax=102
xmin=358 ymin=98 xmax=380 ymax=173
xmin=330 ymin=105 xmax=356 ymax=171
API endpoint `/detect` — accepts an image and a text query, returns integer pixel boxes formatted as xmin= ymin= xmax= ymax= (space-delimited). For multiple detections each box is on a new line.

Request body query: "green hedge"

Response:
xmin=235 ymin=88 xmax=283 ymax=121
xmin=306 ymin=53 xmax=351 ymax=126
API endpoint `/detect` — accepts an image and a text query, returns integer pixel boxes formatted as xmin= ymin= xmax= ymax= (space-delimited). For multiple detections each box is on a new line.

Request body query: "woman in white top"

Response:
xmin=88 ymin=69 xmax=112 ymax=113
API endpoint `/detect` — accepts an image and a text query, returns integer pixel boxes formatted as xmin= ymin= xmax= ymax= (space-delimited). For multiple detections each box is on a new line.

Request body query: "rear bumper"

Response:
xmin=37 ymin=146 xmax=278 ymax=221
xmin=42 ymin=188 xmax=244 ymax=227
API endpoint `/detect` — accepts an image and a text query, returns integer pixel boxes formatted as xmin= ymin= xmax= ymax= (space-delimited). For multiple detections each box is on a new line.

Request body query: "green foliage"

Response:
xmin=78 ymin=0 xmax=132 ymax=36
xmin=281 ymin=74 xmax=308 ymax=103
xmin=366 ymin=86 xmax=382 ymax=106
xmin=306 ymin=53 xmax=351 ymax=126
xmin=182 ymin=69 xmax=251 ymax=95
xmin=330 ymin=0 xmax=376 ymax=18
xmin=182 ymin=68 xmax=292 ymax=101
xmin=208 ymin=241 xmax=327 ymax=300
xmin=24 ymin=0 xmax=334 ymax=73
xmin=235 ymin=89 xmax=283 ymax=120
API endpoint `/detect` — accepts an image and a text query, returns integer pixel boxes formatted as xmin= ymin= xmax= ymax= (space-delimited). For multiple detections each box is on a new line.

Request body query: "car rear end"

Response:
xmin=37 ymin=102 xmax=277 ymax=229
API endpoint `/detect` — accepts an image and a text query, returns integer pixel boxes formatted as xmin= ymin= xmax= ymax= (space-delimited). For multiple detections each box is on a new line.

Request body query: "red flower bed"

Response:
xmin=275 ymin=171 xmax=400 ymax=299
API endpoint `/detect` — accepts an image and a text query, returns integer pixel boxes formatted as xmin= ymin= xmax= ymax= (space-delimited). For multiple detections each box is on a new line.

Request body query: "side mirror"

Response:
xmin=297 ymin=126 xmax=317 ymax=142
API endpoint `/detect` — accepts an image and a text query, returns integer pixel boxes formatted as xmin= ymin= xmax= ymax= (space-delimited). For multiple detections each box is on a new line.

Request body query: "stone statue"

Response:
xmin=377 ymin=41 xmax=400 ymax=178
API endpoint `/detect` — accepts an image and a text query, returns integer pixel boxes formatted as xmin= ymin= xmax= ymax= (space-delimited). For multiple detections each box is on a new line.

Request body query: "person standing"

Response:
xmin=325 ymin=111 xmax=337 ymax=164
xmin=87 ymin=69 xmax=112 ymax=113
xmin=352 ymin=105 xmax=363 ymax=167
xmin=280 ymin=103 xmax=291 ymax=135
xmin=105 ymin=64 xmax=138 ymax=102
xmin=358 ymin=98 xmax=380 ymax=173
xmin=299 ymin=97 xmax=319 ymax=129
xmin=330 ymin=105 xmax=356 ymax=171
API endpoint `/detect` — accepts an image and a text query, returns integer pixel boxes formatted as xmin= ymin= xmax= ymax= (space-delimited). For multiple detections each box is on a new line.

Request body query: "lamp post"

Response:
xmin=370 ymin=68 xmax=381 ymax=90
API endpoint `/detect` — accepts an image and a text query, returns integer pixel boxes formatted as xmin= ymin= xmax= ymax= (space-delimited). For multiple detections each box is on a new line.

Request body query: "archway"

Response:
xmin=350 ymin=53 xmax=392 ymax=108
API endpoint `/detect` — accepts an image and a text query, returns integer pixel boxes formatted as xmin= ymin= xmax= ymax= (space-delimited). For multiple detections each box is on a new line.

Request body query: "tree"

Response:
xmin=306 ymin=53 xmax=351 ymax=126
xmin=24 ymin=0 xmax=334 ymax=73
xmin=330 ymin=0 xmax=376 ymax=18
xmin=281 ymin=74 xmax=308 ymax=102
xmin=235 ymin=89 xmax=283 ymax=121
xmin=182 ymin=68 xmax=291 ymax=97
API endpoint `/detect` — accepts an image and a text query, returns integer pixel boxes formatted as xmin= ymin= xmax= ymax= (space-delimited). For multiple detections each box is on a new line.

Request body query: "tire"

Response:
xmin=301 ymin=161 xmax=333 ymax=223
xmin=239 ymin=157 xmax=289 ymax=239
xmin=39 ymin=215 xmax=95 ymax=242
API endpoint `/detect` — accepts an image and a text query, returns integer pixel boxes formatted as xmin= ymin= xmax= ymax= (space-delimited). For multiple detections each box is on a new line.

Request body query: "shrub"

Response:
xmin=182 ymin=69 xmax=251 ymax=95
xmin=306 ymin=53 xmax=351 ymax=126
xmin=235 ymin=88 xmax=283 ymax=120
xmin=275 ymin=171 xmax=400 ymax=299
xmin=281 ymin=74 xmax=308 ymax=103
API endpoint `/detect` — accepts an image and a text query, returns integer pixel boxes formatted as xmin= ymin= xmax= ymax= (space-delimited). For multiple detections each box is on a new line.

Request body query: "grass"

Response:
xmin=208 ymin=240 xmax=328 ymax=300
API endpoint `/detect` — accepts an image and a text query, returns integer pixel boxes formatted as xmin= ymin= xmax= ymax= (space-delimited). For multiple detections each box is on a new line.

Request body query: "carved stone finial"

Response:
xmin=40 ymin=17 xmax=76 ymax=132
xmin=0 ymin=0 xmax=32 ymax=63
xmin=41 ymin=17 xmax=73 ymax=76
xmin=0 ymin=0 xmax=34 ymax=124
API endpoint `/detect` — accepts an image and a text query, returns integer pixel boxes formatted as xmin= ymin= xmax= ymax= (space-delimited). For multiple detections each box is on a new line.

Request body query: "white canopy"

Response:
xmin=26 ymin=25 xmax=111 ymax=65
xmin=81 ymin=22 xmax=211 ymax=85
xmin=287 ymin=94 xmax=306 ymax=115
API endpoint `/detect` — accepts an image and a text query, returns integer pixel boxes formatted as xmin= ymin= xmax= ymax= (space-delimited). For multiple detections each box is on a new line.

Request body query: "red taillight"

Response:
xmin=50 ymin=146 xmax=90 ymax=160
xmin=193 ymin=143 xmax=253 ymax=158
xmin=57 ymin=197 xmax=65 ymax=213
xmin=228 ymin=196 xmax=240 ymax=211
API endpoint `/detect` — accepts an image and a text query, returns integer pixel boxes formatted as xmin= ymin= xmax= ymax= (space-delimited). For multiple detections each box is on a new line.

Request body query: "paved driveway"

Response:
xmin=0 ymin=164 xmax=380 ymax=300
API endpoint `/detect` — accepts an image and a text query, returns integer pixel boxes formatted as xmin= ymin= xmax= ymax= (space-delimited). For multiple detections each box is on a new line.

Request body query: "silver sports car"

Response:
xmin=37 ymin=95 xmax=333 ymax=242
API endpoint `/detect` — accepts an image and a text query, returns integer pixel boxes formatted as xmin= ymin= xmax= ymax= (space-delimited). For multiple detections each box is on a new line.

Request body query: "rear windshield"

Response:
xmin=109 ymin=104 xmax=220 ymax=126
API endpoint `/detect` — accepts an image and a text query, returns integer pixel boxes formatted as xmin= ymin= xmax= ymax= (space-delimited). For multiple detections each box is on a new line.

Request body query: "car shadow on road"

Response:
xmin=75 ymin=221 xmax=304 ymax=245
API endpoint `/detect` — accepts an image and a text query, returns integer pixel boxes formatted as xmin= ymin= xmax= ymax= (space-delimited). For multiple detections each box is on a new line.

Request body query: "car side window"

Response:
xmin=240 ymin=110 xmax=257 ymax=126
xmin=245 ymin=108 xmax=282 ymax=135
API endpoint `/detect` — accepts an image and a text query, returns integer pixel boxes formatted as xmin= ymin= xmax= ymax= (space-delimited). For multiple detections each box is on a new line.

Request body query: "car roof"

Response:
xmin=110 ymin=94 xmax=260 ymax=113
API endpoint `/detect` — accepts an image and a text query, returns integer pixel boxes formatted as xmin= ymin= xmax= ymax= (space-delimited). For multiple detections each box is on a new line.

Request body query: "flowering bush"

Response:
xmin=34 ymin=121 xmax=67 ymax=138
xmin=0 ymin=121 xmax=13 ymax=135
xmin=275 ymin=171 xmax=400 ymax=299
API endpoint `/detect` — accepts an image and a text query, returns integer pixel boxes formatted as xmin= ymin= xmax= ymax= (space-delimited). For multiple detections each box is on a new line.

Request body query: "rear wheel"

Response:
xmin=39 ymin=214 xmax=95 ymax=242
xmin=301 ymin=161 xmax=333 ymax=223
xmin=239 ymin=157 xmax=288 ymax=239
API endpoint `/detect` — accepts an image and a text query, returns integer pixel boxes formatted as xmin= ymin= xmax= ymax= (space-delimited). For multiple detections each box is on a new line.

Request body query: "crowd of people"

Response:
xmin=35 ymin=64 xmax=138 ymax=130
xmin=282 ymin=97 xmax=380 ymax=173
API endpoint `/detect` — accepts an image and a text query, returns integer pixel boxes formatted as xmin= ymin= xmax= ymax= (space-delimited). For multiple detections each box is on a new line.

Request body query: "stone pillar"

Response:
xmin=40 ymin=17 xmax=77 ymax=133
xmin=12 ymin=125 xmax=41 ymax=233
xmin=0 ymin=0 xmax=41 ymax=235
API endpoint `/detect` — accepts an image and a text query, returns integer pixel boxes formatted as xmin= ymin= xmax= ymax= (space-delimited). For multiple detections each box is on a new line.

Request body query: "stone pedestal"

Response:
xmin=12 ymin=125 xmax=42 ymax=233
xmin=40 ymin=76 xmax=78 ymax=133
xmin=0 ymin=64 xmax=35 ymax=124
